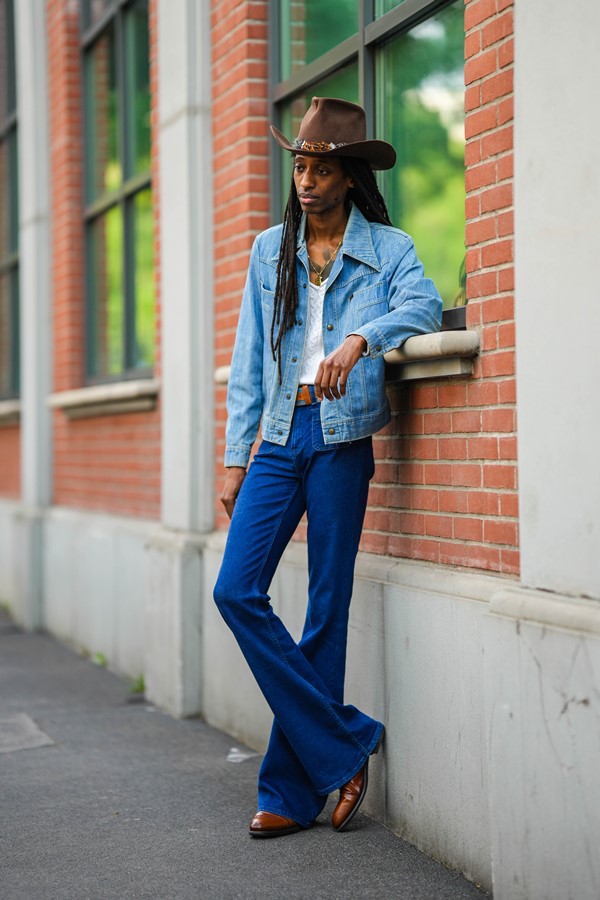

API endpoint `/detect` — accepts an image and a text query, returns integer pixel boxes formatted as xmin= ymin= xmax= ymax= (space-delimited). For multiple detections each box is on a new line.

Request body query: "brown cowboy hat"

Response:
xmin=270 ymin=97 xmax=396 ymax=171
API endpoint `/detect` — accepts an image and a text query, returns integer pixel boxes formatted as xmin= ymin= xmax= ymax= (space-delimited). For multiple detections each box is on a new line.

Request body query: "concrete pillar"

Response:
xmin=144 ymin=0 xmax=214 ymax=715
xmin=484 ymin=3 xmax=600 ymax=897
xmin=13 ymin=0 xmax=52 ymax=629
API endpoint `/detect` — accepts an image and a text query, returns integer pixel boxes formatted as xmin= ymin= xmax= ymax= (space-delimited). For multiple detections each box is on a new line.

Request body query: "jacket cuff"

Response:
xmin=224 ymin=446 xmax=251 ymax=469
xmin=352 ymin=325 xmax=388 ymax=359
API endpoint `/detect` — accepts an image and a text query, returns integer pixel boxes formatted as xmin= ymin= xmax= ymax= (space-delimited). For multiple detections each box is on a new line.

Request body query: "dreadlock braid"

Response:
xmin=271 ymin=180 xmax=302 ymax=382
xmin=270 ymin=157 xmax=393 ymax=380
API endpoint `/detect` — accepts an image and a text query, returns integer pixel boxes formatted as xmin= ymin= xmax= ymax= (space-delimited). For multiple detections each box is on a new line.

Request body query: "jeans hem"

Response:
xmin=315 ymin=722 xmax=384 ymax=796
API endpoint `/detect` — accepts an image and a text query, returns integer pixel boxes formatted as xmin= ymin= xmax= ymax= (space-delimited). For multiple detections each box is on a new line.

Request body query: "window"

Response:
xmin=272 ymin=0 xmax=465 ymax=309
xmin=0 ymin=0 xmax=19 ymax=400
xmin=81 ymin=0 xmax=154 ymax=383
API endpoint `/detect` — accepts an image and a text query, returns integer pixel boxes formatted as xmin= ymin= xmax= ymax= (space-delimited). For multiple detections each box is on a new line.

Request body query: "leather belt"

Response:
xmin=295 ymin=384 xmax=313 ymax=406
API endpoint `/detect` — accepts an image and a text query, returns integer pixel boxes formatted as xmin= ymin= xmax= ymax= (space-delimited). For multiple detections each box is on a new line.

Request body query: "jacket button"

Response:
xmin=327 ymin=324 xmax=333 ymax=331
xmin=278 ymin=430 xmax=282 ymax=435
xmin=328 ymin=428 xmax=335 ymax=435
xmin=286 ymin=393 xmax=291 ymax=399
xmin=302 ymin=283 xmax=307 ymax=289
xmin=349 ymin=293 xmax=354 ymax=300
xmin=292 ymin=356 xmax=297 ymax=362
xmin=297 ymin=319 xmax=303 ymax=326
xmin=376 ymin=344 xmax=382 ymax=351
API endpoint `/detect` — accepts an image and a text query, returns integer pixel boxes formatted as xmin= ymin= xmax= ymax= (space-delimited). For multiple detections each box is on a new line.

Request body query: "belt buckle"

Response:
xmin=296 ymin=384 xmax=312 ymax=406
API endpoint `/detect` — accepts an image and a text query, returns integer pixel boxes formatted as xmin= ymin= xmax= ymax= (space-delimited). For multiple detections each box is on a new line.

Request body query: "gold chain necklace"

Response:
xmin=308 ymin=240 xmax=342 ymax=286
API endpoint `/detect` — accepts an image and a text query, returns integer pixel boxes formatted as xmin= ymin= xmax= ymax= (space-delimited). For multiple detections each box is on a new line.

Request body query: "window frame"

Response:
xmin=80 ymin=0 xmax=153 ymax=386
xmin=269 ymin=0 xmax=465 ymax=328
xmin=0 ymin=0 xmax=20 ymax=401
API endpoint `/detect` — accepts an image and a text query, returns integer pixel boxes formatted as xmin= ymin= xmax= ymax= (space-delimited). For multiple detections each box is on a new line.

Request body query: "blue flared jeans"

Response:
xmin=213 ymin=390 xmax=384 ymax=828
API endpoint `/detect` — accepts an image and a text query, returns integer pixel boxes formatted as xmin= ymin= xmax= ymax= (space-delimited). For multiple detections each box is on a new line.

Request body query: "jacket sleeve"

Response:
xmin=224 ymin=237 xmax=265 ymax=468
xmin=353 ymin=237 xmax=443 ymax=358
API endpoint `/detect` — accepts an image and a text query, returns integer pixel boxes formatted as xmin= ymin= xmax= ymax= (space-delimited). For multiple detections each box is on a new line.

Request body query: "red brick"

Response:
xmin=423 ymin=411 xmax=452 ymax=434
xmin=439 ymin=490 xmax=469 ymax=513
xmin=466 ymin=216 xmax=496 ymax=246
xmin=483 ymin=464 xmax=516 ymax=489
xmin=465 ymin=30 xmax=481 ymax=59
xmin=425 ymin=515 xmax=453 ymax=539
xmin=481 ymin=239 xmax=513 ymax=267
xmin=501 ymin=547 xmax=520 ymax=575
xmin=499 ymin=267 xmax=515 ymax=291
xmin=465 ymin=47 xmax=497 ymax=86
xmin=484 ymin=519 xmax=518 ymax=545
xmin=465 ymin=105 xmax=497 ymax=139
xmin=440 ymin=543 xmax=501 ymax=572
xmin=481 ymin=294 xmax=514 ymax=322
xmin=438 ymin=384 xmax=468 ymax=407
xmin=480 ymin=183 xmax=513 ymax=213
xmin=465 ymin=0 xmax=497 ymax=31
xmin=452 ymin=410 xmax=482 ymax=433
xmin=465 ymin=85 xmax=481 ymax=114
xmin=481 ymin=351 xmax=515 ymax=378
xmin=498 ymin=37 xmax=515 ymax=68
xmin=468 ymin=436 xmax=499 ymax=460
xmin=468 ymin=491 xmax=500 ymax=515
xmin=465 ymin=137 xmax=482 ymax=166
xmin=454 ymin=517 xmax=484 ymax=542
xmin=481 ymin=126 xmax=513 ymax=159
xmin=465 ymin=160 xmax=497 ymax=192
xmin=499 ymin=435 xmax=518 ymax=460
xmin=481 ymin=11 xmax=514 ymax=49
xmin=498 ymin=379 xmax=517 ymax=403
xmin=468 ymin=271 xmax=497 ymax=299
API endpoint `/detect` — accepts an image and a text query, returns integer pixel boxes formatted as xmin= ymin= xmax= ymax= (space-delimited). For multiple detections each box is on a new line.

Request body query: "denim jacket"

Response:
xmin=224 ymin=204 xmax=442 ymax=468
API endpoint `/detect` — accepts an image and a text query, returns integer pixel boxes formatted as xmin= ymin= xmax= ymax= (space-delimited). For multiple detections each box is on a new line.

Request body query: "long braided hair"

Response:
xmin=270 ymin=157 xmax=393 ymax=380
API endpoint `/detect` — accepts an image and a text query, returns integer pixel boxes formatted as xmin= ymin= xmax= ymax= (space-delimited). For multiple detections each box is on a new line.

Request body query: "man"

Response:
xmin=214 ymin=97 xmax=442 ymax=838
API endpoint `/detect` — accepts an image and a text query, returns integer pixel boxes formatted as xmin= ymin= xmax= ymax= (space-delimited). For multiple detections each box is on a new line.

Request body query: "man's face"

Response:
xmin=293 ymin=155 xmax=353 ymax=216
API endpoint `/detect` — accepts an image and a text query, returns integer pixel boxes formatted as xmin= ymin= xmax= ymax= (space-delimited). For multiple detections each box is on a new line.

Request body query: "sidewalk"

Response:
xmin=0 ymin=611 xmax=488 ymax=900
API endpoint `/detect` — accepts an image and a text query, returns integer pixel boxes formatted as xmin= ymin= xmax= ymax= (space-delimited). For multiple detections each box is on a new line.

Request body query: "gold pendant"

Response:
xmin=316 ymin=274 xmax=322 ymax=286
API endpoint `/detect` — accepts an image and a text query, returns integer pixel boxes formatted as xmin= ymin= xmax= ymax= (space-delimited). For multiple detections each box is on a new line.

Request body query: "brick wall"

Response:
xmin=212 ymin=0 xmax=270 ymax=526
xmin=214 ymin=1 xmax=517 ymax=574
xmin=0 ymin=425 xmax=20 ymax=497
xmin=48 ymin=0 xmax=161 ymax=519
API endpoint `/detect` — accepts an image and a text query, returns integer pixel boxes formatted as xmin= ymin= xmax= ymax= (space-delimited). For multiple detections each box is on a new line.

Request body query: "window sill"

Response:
xmin=49 ymin=378 xmax=160 ymax=420
xmin=213 ymin=331 xmax=480 ymax=386
xmin=384 ymin=330 xmax=480 ymax=381
xmin=0 ymin=399 xmax=21 ymax=425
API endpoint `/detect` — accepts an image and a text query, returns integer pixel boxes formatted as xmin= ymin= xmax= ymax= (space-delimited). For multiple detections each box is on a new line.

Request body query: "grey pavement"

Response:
xmin=0 ymin=611 xmax=488 ymax=900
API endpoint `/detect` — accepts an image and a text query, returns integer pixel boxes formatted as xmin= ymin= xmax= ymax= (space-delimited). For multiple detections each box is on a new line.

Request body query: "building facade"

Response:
xmin=1 ymin=1 xmax=599 ymax=897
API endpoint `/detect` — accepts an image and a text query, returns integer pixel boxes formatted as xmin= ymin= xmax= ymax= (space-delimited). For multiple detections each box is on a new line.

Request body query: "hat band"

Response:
xmin=293 ymin=138 xmax=349 ymax=152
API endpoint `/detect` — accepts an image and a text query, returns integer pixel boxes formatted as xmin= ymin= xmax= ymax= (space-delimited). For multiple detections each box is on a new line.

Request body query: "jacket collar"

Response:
xmin=296 ymin=203 xmax=382 ymax=273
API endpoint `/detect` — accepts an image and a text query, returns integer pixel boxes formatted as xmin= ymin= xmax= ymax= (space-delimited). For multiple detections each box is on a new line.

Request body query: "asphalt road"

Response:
xmin=0 ymin=612 xmax=488 ymax=899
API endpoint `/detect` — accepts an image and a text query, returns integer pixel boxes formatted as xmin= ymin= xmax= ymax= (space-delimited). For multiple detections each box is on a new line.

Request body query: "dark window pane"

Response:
xmin=87 ymin=206 xmax=124 ymax=377
xmin=82 ymin=0 xmax=115 ymax=32
xmin=0 ymin=0 xmax=16 ymax=118
xmin=0 ymin=273 xmax=10 ymax=397
xmin=132 ymin=188 xmax=154 ymax=368
xmin=124 ymin=0 xmax=151 ymax=178
xmin=0 ymin=269 xmax=18 ymax=398
xmin=377 ymin=1 xmax=466 ymax=308
xmin=8 ymin=127 xmax=18 ymax=252
xmin=84 ymin=24 xmax=121 ymax=202
xmin=375 ymin=0 xmax=408 ymax=15
xmin=278 ymin=64 xmax=359 ymax=213
xmin=0 ymin=140 xmax=7 ymax=259
xmin=280 ymin=0 xmax=358 ymax=80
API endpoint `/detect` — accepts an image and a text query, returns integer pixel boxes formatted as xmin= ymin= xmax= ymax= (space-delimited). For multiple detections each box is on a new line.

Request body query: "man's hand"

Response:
xmin=221 ymin=466 xmax=246 ymax=519
xmin=315 ymin=334 xmax=368 ymax=401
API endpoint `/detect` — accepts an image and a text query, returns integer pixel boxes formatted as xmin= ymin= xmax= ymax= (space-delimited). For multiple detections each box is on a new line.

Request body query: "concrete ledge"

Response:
xmin=0 ymin=399 xmax=21 ymax=425
xmin=206 ymin=528 xmax=506 ymax=603
xmin=214 ymin=331 xmax=480 ymax=385
xmin=49 ymin=378 xmax=160 ymax=419
xmin=490 ymin=585 xmax=600 ymax=635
